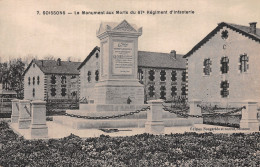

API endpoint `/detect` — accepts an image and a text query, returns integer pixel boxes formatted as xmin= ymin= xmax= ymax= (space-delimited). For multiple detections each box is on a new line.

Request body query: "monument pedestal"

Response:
xmin=94 ymin=80 xmax=144 ymax=105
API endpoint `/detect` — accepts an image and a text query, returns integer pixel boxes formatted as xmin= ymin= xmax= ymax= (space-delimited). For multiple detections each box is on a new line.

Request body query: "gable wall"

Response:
xmin=187 ymin=26 xmax=260 ymax=104
xmin=24 ymin=63 xmax=45 ymax=100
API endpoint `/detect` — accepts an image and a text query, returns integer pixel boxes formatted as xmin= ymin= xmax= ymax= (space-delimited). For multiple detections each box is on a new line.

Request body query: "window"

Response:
xmin=138 ymin=69 xmax=143 ymax=82
xmin=181 ymin=86 xmax=186 ymax=96
xmin=71 ymin=75 xmax=76 ymax=79
xmin=88 ymin=71 xmax=91 ymax=82
xmin=182 ymin=71 xmax=186 ymax=82
xmin=149 ymin=70 xmax=155 ymax=81
xmin=171 ymin=70 xmax=177 ymax=82
xmin=95 ymin=70 xmax=99 ymax=81
xmin=71 ymin=91 xmax=77 ymax=96
xmin=33 ymin=64 xmax=35 ymax=68
xmin=32 ymin=77 xmax=35 ymax=85
xmin=51 ymin=75 xmax=56 ymax=84
xmin=221 ymin=57 xmax=229 ymax=74
xmin=51 ymin=87 xmax=56 ymax=96
xmin=148 ymin=85 xmax=155 ymax=97
xmin=160 ymin=70 xmax=166 ymax=81
xmin=221 ymin=30 xmax=229 ymax=40
xmin=61 ymin=88 xmax=66 ymax=96
xmin=37 ymin=76 xmax=40 ymax=85
xmin=61 ymin=76 xmax=66 ymax=84
xmin=220 ymin=80 xmax=229 ymax=98
xmin=203 ymin=59 xmax=212 ymax=75
xmin=96 ymin=53 xmax=99 ymax=58
xmin=171 ymin=86 xmax=177 ymax=97
xmin=32 ymin=88 xmax=35 ymax=97
xmin=239 ymin=54 xmax=249 ymax=73
xmin=28 ymin=77 xmax=31 ymax=85
xmin=160 ymin=86 xmax=166 ymax=99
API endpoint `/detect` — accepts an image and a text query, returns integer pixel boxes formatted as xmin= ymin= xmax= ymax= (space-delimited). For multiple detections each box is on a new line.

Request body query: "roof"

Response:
xmin=23 ymin=59 xmax=81 ymax=76
xmin=184 ymin=22 xmax=260 ymax=58
xmin=138 ymin=51 xmax=186 ymax=69
xmin=78 ymin=46 xmax=100 ymax=70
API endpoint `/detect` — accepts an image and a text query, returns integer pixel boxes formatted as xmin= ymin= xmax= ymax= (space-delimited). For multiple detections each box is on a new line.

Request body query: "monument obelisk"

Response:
xmin=94 ymin=20 xmax=144 ymax=105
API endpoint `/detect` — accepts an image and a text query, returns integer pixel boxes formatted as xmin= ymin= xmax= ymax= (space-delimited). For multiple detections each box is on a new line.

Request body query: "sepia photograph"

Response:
xmin=0 ymin=0 xmax=260 ymax=166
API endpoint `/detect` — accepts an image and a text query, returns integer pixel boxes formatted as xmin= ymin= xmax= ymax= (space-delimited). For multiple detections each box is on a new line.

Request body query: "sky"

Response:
xmin=0 ymin=0 xmax=259 ymax=62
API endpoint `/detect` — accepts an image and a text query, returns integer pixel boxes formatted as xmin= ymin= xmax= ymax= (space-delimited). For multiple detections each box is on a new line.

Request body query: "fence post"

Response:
xmin=189 ymin=99 xmax=203 ymax=124
xmin=240 ymin=101 xmax=259 ymax=131
xmin=11 ymin=99 xmax=20 ymax=123
xmin=30 ymin=100 xmax=48 ymax=139
xmin=18 ymin=100 xmax=31 ymax=129
xmin=145 ymin=99 xmax=164 ymax=135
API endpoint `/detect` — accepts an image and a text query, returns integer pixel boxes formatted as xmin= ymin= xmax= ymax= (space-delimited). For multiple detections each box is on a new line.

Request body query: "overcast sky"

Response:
xmin=0 ymin=0 xmax=259 ymax=62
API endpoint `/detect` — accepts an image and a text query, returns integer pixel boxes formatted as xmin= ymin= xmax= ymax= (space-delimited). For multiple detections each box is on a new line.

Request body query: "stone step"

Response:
xmin=66 ymin=110 xmax=180 ymax=119
xmin=53 ymin=115 xmax=196 ymax=129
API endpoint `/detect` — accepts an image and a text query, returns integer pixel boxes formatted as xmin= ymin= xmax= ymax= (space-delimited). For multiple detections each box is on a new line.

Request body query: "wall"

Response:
xmin=141 ymin=68 xmax=186 ymax=101
xmin=24 ymin=63 xmax=45 ymax=100
xmin=46 ymin=74 xmax=80 ymax=100
xmin=187 ymin=26 xmax=260 ymax=104
xmin=79 ymin=50 xmax=100 ymax=100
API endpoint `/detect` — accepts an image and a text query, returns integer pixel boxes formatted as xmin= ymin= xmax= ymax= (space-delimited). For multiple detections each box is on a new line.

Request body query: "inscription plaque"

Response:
xmin=112 ymin=41 xmax=133 ymax=75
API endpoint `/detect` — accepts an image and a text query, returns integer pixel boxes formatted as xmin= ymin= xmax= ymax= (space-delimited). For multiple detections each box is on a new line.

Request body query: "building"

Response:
xmin=23 ymin=58 xmax=81 ymax=101
xmin=0 ymin=83 xmax=17 ymax=117
xmin=184 ymin=22 xmax=260 ymax=104
xmin=78 ymin=47 xmax=186 ymax=102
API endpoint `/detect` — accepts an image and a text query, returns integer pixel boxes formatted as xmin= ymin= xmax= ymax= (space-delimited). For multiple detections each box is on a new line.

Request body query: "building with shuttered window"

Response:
xmin=23 ymin=58 xmax=81 ymax=101
xmin=184 ymin=22 xmax=260 ymax=104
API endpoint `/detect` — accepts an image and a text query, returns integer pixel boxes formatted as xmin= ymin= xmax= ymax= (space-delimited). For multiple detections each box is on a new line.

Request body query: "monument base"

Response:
xmin=53 ymin=114 xmax=194 ymax=129
xmin=94 ymin=80 xmax=144 ymax=105
xmin=240 ymin=119 xmax=259 ymax=131
xmin=18 ymin=118 xmax=31 ymax=129
xmin=145 ymin=121 xmax=164 ymax=135
xmin=30 ymin=124 xmax=48 ymax=139
xmin=79 ymin=104 xmax=147 ymax=112
xmin=11 ymin=115 xmax=19 ymax=123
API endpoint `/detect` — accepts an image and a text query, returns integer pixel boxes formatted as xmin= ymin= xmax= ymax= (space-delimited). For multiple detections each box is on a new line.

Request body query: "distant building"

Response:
xmin=78 ymin=47 xmax=186 ymax=102
xmin=184 ymin=22 xmax=260 ymax=104
xmin=0 ymin=83 xmax=17 ymax=117
xmin=23 ymin=58 xmax=81 ymax=101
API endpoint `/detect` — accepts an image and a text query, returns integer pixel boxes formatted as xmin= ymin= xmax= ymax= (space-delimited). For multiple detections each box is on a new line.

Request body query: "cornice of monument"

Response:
xmin=96 ymin=20 xmax=142 ymax=39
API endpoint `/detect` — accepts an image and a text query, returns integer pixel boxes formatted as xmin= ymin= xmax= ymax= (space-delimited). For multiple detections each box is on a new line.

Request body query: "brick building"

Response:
xmin=23 ymin=58 xmax=81 ymax=101
xmin=184 ymin=22 xmax=260 ymax=104
xmin=78 ymin=47 xmax=186 ymax=102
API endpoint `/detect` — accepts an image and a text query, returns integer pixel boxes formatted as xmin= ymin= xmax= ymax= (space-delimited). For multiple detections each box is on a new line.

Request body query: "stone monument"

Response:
xmin=95 ymin=20 xmax=144 ymax=105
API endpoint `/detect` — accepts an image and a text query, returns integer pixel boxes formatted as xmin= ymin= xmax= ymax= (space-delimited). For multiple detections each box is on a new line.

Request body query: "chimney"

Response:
xmin=170 ymin=50 xmax=177 ymax=59
xmin=249 ymin=22 xmax=257 ymax=34
xmin=57 ymin=58 xmax=61 ymax=66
